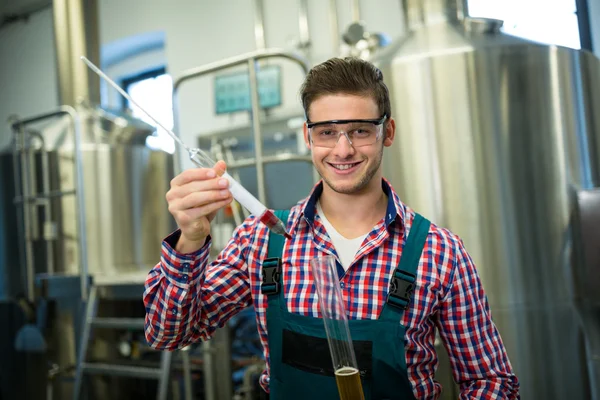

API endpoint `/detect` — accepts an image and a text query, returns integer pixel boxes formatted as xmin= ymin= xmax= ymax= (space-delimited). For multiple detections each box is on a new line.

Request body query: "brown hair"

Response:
xmin=299 ymin=57 xmax=391 ymax=121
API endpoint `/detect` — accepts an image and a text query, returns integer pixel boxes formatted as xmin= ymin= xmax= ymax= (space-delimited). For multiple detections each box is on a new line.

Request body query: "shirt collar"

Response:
xmin=291 ymin=178 xmax=406 ymax=231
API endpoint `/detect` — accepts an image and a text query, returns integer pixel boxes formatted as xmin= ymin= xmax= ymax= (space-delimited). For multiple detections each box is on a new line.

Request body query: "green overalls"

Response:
xmin=260 ymin=210 xmax=431 ymax=400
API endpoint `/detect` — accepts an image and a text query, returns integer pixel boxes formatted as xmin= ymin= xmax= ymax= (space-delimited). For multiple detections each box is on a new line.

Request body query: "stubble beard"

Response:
xmin=317 ymin=145 xmax=384 ymax=195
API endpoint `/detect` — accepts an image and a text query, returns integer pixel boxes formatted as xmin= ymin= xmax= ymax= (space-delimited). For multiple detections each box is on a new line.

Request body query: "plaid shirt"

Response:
xmin=144 ymin=178 xmax=519 ymax=399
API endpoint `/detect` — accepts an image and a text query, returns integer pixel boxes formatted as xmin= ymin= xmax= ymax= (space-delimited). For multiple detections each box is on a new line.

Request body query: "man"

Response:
xmin=143 ymin=57 xmax=520 ymax=399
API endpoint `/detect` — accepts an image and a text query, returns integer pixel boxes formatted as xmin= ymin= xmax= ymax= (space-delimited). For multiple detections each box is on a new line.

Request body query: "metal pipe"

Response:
xmin=253 ymin=0 xmax=266 ymax=50
xmin=181 ymin=347 xmax=193 ymax=400
xmin=73 ymin=284 xmax=97 ymax=398
xmin=401 ymin=0 xmax=425 ymax=31
xmin=456 ymin=0 xmax=469 ymax=20
xmin=202 ymin=341 xmax=216 ymax=400
xmin=443 ymin=0 xmax=468 ymax=23
xmin=29 ymin=133 xmax=56 ymax=274
xmin=171 ymin=94 xmax=184 ymax=175
xmin=351 ymin=0 xmax=361 ymax=22
xmin=247 ymin=59 xmax=267 ymax=205
xmin=575 ymin=0 xmax=594 ymax=51
xmin=26 ymin=135 xmax=39 ymax=243
xmin=41 ymin=144 xmax=55 ymax=274
xmin=13 ymin=190 xmax=78 ymax=203
xmin=329 ymin=0 xmax=341 ymax=52
xmin=173 ymin=49 xmax=310 ymax=92
xmin=13 ymin=124 xmax=35 ymax=302
xmin=400 ymin=0 xmax=410 ymax=33
xmin=10 ymin=122 xmax=28 ymax=300
xmin=9 ymin=109 xmax=75 ymax=127
xmin=24 ymin=129 xmax=37 ymax=300
xmin=52 ymin=0 xmax=100 ymax=106
xmin=298 ymin=0 xmax=311 ymax=49
xmin=157 ymin=351 xmax=172 ymax=400
xmin=70 ymin=107 xmax=90 ymax=301
xmin=52 ymin=0 xmax=73 ymax=105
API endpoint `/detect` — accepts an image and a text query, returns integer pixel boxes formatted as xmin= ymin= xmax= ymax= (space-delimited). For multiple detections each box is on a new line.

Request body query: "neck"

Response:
xmin=318 ymin=176 xmax=388 ymax=238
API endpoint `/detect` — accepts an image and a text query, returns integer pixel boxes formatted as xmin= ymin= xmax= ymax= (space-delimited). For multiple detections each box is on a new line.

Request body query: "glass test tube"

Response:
xmin=310 ymin=255 xmax=365 ymax=400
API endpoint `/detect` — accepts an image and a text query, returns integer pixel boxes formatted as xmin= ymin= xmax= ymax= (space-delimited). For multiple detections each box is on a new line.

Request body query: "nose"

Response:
xmin=332 ymin=131 xmax=355 ymax=157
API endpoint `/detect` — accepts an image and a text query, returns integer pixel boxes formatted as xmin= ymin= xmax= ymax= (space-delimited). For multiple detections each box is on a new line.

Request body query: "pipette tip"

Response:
xmin=259 ymin=210 xmax=292 ymax=239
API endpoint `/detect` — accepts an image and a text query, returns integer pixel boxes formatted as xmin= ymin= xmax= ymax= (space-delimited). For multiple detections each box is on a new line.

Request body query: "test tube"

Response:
xmin=310 ymin=256 xmax=365 ymax=400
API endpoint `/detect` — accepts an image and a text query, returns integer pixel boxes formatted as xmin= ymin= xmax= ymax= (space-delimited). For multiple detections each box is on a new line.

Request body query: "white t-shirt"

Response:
xmin=316 ymin=201 xmax=368 ymax=271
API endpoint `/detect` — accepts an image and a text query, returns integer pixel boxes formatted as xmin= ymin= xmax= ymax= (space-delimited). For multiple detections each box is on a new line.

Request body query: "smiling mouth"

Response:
xmin=329 ymin=161 xmax=361 ymax=170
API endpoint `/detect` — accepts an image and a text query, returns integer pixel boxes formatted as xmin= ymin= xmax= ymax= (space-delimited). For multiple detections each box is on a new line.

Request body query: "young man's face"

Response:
xmin=303 ymin=93 xmax=395 ymax=195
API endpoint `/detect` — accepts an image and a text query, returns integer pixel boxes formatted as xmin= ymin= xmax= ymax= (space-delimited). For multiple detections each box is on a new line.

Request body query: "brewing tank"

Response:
xmin=0 ymin=105 xmax=176 ymax=295
xmin=374 ymin=3 xmax=600 ymax=399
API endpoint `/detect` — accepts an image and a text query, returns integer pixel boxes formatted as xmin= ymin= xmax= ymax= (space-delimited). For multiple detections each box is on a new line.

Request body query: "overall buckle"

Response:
xmin=261 ymin=258 xmax=281 ymax=295
xmin=387 ymin=269 xmax=416 ymax=309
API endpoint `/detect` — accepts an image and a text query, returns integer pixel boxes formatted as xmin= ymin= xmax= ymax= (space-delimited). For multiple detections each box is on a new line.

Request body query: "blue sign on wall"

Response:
xmin=214 ymin=65 xmax=282 ymax=115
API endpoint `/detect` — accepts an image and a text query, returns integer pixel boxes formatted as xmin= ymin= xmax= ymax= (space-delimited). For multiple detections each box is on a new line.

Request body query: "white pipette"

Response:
xmin=81 ymin=56 xmax=291 ymax=239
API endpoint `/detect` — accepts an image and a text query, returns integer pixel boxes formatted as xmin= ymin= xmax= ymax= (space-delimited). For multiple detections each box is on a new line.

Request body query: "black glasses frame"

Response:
xmin=306 ymin=115 xmax=387 ymax=129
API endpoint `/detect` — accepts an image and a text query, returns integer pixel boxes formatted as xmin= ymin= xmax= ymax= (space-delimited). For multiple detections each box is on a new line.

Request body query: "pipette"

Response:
xmin=81 ymin=56 xmax=291 ymax=240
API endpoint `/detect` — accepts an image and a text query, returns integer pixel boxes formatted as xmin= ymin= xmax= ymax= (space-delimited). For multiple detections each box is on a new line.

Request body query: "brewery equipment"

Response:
xmin=375 ymin=0 xmax=600 ymax=398
xmin=0 ymin=104 xmax=177 ymax=398
xmin=6 ymin=105 xmax=175 ymax=288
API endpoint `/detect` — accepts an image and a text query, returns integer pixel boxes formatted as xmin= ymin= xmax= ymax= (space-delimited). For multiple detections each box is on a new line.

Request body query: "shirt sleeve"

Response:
xmin=437 ymin=238 xmax=521 ymax=399
xmin=143 ymin=221 xmax=255 ymax=350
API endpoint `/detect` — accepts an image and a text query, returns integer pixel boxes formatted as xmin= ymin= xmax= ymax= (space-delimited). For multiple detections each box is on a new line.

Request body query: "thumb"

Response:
xmin=213 ymin=160 xmax=227 ymax=176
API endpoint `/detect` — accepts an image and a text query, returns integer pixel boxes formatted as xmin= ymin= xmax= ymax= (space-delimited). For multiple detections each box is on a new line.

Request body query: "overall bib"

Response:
xmin=261 ymin=210 xmax=431 ymax=400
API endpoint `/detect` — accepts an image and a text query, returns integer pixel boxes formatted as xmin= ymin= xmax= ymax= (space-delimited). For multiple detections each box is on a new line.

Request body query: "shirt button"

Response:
xmin=182 ymin=262 xmax=190 ymax=272
xmin=171 ymin=308 xmax=178 ymax=315
xmin=340 ymin=282 xmax=345 ymax=288
xmin=182 ymin=275 xmax=188 ymax=281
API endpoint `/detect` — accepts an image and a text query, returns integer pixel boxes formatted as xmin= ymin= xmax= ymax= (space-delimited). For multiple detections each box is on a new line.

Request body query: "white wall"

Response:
xmin=0 ymin=0 xmax=405 ymax=162
xmin=0 ymin=8 xmax=59 ymax=150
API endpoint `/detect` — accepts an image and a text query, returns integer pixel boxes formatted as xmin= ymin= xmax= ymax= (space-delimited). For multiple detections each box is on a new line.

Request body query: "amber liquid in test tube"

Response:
xmin=311 ymin=256 xmax=365 ymax=400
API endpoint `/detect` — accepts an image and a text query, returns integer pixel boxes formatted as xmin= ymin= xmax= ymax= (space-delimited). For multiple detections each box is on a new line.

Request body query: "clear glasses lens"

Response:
xmin=309 ymin=122 xmax=382 ymax=148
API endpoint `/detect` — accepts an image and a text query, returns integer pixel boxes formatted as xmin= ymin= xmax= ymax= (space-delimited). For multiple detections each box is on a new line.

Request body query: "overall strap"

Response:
xmin=260 ymin=209 xmax=290 ymax=296
xmin=380 ymin=213 xmax=431 ymax=322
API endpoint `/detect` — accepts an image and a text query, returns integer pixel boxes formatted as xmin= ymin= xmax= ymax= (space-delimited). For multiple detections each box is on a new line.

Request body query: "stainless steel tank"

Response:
xmin=0 ymin=105 xmax=176 ymax=399
xmin=374 ymin=1 xmax=600 ymax=398
xmin=2 ymin=105 xmax=176 ymax=290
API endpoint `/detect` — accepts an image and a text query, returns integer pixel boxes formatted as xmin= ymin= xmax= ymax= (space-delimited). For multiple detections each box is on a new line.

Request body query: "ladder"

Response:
xmin=73 ymin=282 xmax=173 ymax=400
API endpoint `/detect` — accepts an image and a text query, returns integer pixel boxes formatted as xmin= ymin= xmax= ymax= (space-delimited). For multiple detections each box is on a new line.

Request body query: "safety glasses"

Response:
xmin=307 ymin=115 xmax=387 ymax=148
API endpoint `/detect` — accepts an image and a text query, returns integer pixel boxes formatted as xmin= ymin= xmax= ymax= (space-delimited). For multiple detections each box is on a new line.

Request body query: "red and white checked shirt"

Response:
xmin=144 ymin=178 xmax=520 ymax=399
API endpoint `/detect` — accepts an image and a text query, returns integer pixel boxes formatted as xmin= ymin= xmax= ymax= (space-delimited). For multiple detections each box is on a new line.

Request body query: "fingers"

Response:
xmin=170 ymin=160 xmax=228 ymax=187
xmin=166 ymin=161 xmax=233 ymax=239
xmin=213 ymin=160 xmax=227 ymax=176
xmin=167 ymin=176 xmax=230 ymax=201
xmin=176 ymin=197 xmax=233 ymax=225
xmin=174 ymin=187 xmax=232 ymax=211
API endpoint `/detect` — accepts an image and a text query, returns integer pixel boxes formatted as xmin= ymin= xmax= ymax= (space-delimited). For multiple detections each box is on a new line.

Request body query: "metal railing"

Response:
xmin=11 ymin=106 xmax=91 ymax=301
xmin=172 ymin=48 xmax=313 ymax=207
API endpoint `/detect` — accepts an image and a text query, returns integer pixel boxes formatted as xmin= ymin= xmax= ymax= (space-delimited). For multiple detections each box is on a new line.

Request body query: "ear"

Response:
xmin=303 ymin=122 xmax=311 ymax=149
xmin=383 ymin=117 xmax=396 ymax=147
